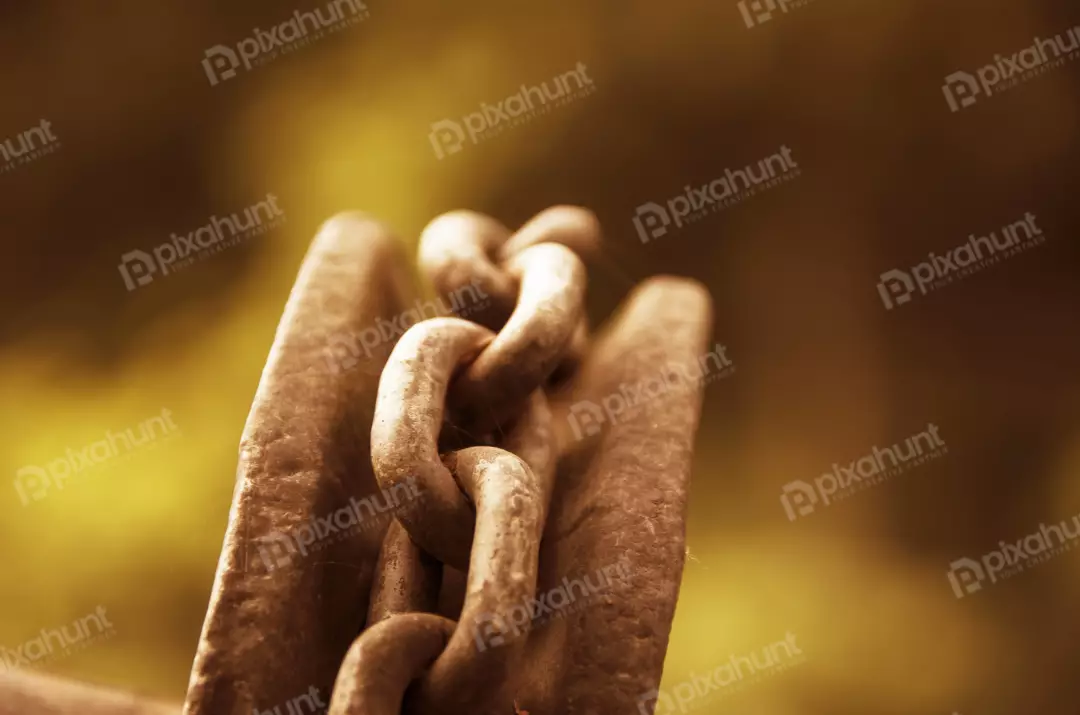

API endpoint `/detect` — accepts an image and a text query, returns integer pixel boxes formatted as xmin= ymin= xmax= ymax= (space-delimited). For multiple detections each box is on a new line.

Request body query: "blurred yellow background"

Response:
xmin=1 ymin=1 xmax=1079 ymax=713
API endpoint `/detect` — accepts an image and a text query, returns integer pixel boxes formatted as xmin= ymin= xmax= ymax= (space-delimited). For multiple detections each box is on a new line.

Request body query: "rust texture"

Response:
xmin=538 ymin=276 xmax=713 ymax=714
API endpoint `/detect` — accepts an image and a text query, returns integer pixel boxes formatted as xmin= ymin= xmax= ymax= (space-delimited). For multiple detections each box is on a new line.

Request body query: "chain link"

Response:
xmin=328 ymin=613 xmax=455 ymax=715
xmin=406 ymin=447 xmax=550 ymax=714
xmin=446 ymin=242 xmax=585 ymax=435
xmin=366 ymin=520 xmax=442 ymax=626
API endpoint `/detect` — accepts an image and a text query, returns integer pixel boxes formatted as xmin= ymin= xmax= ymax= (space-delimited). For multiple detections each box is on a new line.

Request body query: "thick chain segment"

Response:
xmin=371 ymin=318 xmax=492 ymax=571
xmin=406 ymin=446 xmax=550 ymax=714
xmin=359 ymin=444 xmax=552 ymax=714
xmin=349 ymin=207 xmax=600 ymax=714
xmin=328 ymin=614 xmax=455 ymax=715
xmin=371 ymin=318 xmax=555 ymax=571
xmin=447 ymin=242 xmax=585 ymax=434
xmin=418 ymin=206 xmax=601 ymax=330
xmin=421 ymin=206 xmax=599 ymax=405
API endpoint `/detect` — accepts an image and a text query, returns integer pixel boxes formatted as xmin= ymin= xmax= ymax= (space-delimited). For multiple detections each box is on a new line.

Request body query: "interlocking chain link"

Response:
xmin=328 ymin=613 xmax=454 ymax=715
xmin=338 ymin=206 xmax=600 ymax=714
xmin=447 ymin=243 xmax=585 ymax=434
xmin=407 ymin=447 xmax=550 ymax=713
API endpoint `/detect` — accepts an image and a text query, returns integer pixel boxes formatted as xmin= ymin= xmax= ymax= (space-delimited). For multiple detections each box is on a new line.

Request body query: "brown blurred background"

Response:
xmin=1 ymin=0 xmax=1079 ymax=713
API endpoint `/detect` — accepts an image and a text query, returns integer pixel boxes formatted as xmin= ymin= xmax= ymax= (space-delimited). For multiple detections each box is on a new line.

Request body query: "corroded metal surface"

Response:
xmin=539 ymin=276 xmax=713 ymax=714
xmin=182 ymin=213 xmax=416 ymax=715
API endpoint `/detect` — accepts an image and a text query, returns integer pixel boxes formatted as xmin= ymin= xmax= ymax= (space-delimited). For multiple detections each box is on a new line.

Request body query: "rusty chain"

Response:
xmin=165 ymin=204 xmax=708 ymax=715
xmin=347 ymin=206 xmax=595 ymax=714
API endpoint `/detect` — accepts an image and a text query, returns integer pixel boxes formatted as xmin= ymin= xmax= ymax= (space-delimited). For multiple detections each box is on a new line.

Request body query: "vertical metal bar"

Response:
xmin=523 ymin=276 xmax=713 ymax=714
xmin=183 ymin=213 xmax=416 ymax=715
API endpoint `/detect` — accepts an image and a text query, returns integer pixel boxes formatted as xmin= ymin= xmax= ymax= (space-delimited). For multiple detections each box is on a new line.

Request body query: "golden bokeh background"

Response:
xmin=1 ymin=1 xmax=1079 ymax=713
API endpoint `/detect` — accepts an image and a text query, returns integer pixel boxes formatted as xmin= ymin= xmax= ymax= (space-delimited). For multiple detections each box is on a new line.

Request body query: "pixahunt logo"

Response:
xmin=254 ymin=686 xmax=327 ymax=715
xmin=876 ymin=212 xmax=1044 ymax=310
xmin=14 ymin=408 xmax=181 ymax=507
xmin=943 ymin=24 xmax=1080 ymax=112
xmin=0 ymin=119 xmax=60 ymax=174
xmin=256 ymin=479 xmax=420 ymax=571
xmin=472 ymin=560 xmax=633 ymax=652
xmin=202 ymin=0 xmax=370 ymax=86
xmin=118 ymin=193 xmax=285 ymax=291
xmin=948 ymin=511 xmax=1080 ymax=599
xmin=633 ymin=146 xmax=800 ymax=243
xmin=738 ymin=0 xmax=817 ymax=29
xmin=638 ymin=632 xmax=805 ymax=714
xmin=0 ymin=607 xmax=115 ymax=672
xmin=567 ymin=344 xmax=735 ymax=441
xmin=781 ymin=423 xmax=946 ymax=521
xmin=428 ymin=62 xmax=596 ymax=159
xmin=324 ymin=280 xmax=491 ymax=373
